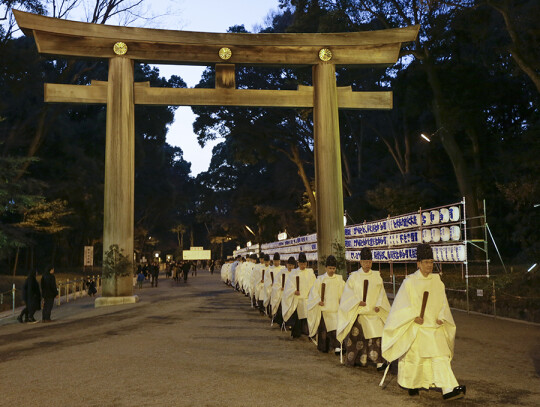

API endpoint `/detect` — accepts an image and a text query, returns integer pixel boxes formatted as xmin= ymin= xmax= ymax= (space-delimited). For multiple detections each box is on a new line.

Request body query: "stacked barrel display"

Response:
xmin=234 ymin=200 xmax=466 ymax=264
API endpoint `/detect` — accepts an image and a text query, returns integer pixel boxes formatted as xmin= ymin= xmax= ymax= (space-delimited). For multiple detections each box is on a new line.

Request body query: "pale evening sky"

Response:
xmin=149 ymin=0 xmax=282 ymax=175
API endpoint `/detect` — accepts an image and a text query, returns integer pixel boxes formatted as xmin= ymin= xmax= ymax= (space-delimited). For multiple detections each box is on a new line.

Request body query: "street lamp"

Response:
xmin=420 ymin=127 xmax=446 ymax=143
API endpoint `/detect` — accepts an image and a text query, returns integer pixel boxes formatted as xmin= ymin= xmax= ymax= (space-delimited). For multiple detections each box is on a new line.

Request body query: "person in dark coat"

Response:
xmin=17 ymin=270 xmax=41 ymax=324
xmin=41 ymin=266 xmax=58 ymax=322
xmin=86 ymin=277 xmax=97 ymax=297
xmin=151 ymin=261 xmax=159 ymax=287
xmin=182 ymin=261 xmax=191 ymax=283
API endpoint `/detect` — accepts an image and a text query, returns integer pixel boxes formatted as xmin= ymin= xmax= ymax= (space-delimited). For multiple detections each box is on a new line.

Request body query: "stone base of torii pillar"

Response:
xmin=94 ymin=275 xmax=139 ymax=308
xmin=95 ymin=296 xmax=139 ymax=308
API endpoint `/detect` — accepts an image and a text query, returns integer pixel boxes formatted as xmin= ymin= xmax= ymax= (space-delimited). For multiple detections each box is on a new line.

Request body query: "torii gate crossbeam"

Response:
xmin=14 ymin=10 xmax=418 ymax=306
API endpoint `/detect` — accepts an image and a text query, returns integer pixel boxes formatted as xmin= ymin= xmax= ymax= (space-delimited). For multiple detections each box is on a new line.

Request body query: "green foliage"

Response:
xmin=102 ymin=244 xmax=132 ymax=279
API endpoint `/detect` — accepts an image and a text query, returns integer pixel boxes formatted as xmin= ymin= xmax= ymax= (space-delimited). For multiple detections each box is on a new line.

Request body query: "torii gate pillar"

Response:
xmin=99 ymin=56 xmax=136 ymax=302
xmin=313 ymin=63 xmax=345 ymax=269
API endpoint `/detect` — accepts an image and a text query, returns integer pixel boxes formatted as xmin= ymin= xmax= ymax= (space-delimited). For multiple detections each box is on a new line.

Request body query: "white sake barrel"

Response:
xmin=450 ymin=226 xmax=461 ymax=241
xmin=457 ymin=245 xmax=466 ymax=261
xmin=430 ymin=210 xmax=440 ymax=225
xmin=440 ymin=208 xmax=450 ymax=223
xmin=440 ymin=227 xmax=450 ymax=242
xmin=422 ymin=212 xmax=431 ymax=226
xmin=449 ymin=206 xmax=460 ymax=222
xmin=450 ymin=246 xmax=458 ymax=262
xmin=431 ymin=228 xmax=441 ymax=242
xmin=441 ymin=246 xmax=448 ymax=262
xmin=432 ymin=246 xmax=440 ymax=261
xmin=422 ymin=229 xmax=432 ymax=243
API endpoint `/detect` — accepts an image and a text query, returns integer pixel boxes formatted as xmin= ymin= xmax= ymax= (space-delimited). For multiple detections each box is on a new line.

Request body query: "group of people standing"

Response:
xmin=220 ymin=243 xmax=466 ymax=401
xmin=17 ymin=266 xmax=58 ymax=323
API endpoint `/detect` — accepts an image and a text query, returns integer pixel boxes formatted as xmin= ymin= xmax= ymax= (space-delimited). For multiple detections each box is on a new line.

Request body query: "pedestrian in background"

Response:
xmin=137 ymin=269 xmax=145 ymax=289
xmin=41 ymin=266 xmax=58 ymax=322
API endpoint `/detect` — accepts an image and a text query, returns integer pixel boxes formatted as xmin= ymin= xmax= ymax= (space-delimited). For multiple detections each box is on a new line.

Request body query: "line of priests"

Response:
xmin=220 ymin=244 xmax=465 ymax=401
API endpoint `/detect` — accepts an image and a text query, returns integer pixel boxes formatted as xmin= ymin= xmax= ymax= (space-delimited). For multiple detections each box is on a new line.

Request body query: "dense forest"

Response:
xmin=0 ymin=0 xmax=538 ymax=275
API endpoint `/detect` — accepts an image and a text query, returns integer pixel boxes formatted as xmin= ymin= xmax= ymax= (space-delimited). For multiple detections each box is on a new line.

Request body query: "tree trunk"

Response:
xmin=12 ymin=247 xmax=20 ymax=278
xmin=290 ymin=144 xmax=317 ymax=216
xmin=424 ymin=60 xmax=481 ymax=232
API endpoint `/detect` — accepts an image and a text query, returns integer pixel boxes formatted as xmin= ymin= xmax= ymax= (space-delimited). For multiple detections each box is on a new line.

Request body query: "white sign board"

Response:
xmin=84 ymin=246 xmax=94 ymax=267
xmin=477 ymin=289 xmax=483 ymax=297
xmin=183 ymin=250 xmax=211 ymax=260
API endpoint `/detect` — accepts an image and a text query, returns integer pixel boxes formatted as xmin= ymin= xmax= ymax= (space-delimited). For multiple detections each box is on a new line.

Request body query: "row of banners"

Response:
xmin=234 ymin=202 xmax=466 ymax=263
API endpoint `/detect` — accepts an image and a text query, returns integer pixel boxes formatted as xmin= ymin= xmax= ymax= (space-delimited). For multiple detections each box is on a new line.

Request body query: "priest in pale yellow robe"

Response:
xmin=271 ymin=256 xmax=296 ymax=326
xmin=262 ymin=253 xmax=283 ymax=317
xmin=255 ymin=254 xmax=270 ymax=313
xmin=307 ymin=255 xmax=345 ymax=354
xmin=220 ymin=259 xmax=230 ymax=284
xmin=336 ymin=247 xmax=390 ymax=369
xmin=282 ymin=252 xmax=316 ymax=338
xmin=240 ymin=255 xmax=254 ymax=296
xmin=247 ymin=254 xmax=260 ymax=304
xmin=382 ymin=243 xmax=466 ymax=401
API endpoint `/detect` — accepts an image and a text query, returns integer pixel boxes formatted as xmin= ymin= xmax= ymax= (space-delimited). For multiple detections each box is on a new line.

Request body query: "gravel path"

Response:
xmin=0 ymin=272 xmax=538 ymax=406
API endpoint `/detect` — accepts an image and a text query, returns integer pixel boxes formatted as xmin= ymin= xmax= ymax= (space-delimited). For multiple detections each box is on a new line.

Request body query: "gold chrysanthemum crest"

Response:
xmin=113 ymin=42 xmax=128 ymax=55
xmin=318 ymin=48 xmax=332 ymax=61
xmin=219 ymin=47 xmax=232 ymax=60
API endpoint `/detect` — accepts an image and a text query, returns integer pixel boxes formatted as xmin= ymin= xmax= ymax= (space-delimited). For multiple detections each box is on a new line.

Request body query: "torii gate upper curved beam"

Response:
xmin=14 ymin=10 xmax=418 ymax=66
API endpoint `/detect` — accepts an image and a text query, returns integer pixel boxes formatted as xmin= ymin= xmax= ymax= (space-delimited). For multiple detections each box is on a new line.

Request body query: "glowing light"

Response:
xmin=420 ymin=133 xmax=431 ymax=142
xmin=527 ymin=263 xmax=537 ymax=272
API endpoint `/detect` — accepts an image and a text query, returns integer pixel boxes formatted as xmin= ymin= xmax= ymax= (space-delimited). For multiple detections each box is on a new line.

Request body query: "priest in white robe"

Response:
xmin=382 ymin=243 xmax=466 ymax=401
xmin=307 ymin=255 xmax=345 ymax=354
xmin=282 ymin=252 xmax=316 ymax=338
xmin=271 ymin=256 xmax=296 ymax=326
xmin=337 ymin=247 xmax=390 ymax=369
xmin=255 ymin=254 xmax=270 ymax=313
xmin=262 ymin=253 xmax=283 ymax=317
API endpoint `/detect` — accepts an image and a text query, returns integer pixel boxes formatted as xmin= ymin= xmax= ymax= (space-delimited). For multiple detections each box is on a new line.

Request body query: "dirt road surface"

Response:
xmin=0 ymin=273 xmax=538 ymax=407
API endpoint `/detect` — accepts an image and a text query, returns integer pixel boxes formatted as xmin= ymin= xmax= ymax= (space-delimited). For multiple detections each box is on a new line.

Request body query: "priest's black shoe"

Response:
xmin=408 ymin=388 xmax=419 ymax=396
xmin=442 ymin=385 xmax=466 ymax=401
xmin=377 ymin=363 xmax=388 ymax=372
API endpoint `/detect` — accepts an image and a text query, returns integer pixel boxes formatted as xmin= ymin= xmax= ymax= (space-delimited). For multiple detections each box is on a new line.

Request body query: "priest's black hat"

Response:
xmin=325 ymin=255 xmax=337 ymax=267
xmin=298 ymin=252 xmax=307 ymax=263
xmin=287 ymin=256 xmax=296 ymax=265
xmin=360 ymin=247 xmax=372 ymax=260
xmin=273 ymin=252 xmax=280 ymax=261
xmin=264 ymin=254 xmax=270 ymax=261
xmin=416 ymin=243 xmax=433 ymax=261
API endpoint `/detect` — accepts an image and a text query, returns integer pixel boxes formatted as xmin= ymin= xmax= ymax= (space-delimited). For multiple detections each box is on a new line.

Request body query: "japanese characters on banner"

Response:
xmin=233 ymin=202 xmax=466 ymax=263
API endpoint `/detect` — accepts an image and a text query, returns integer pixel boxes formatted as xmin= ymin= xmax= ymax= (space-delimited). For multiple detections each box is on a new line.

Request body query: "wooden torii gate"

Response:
xmin=14 ymin=10 xmax=418 ymax=306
